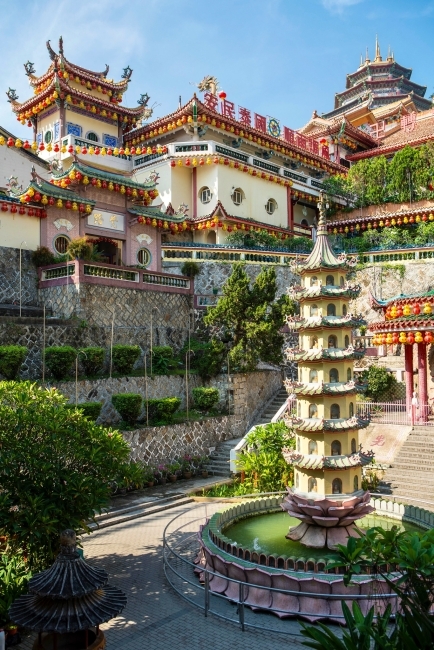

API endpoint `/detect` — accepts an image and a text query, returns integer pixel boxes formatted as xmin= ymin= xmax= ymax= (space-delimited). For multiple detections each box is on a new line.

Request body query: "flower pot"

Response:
xmin=201 ymin=470 xmax=209 ymax=478
xmin=169 ymin=474 xmax=177 ymax=482
xmin=160 ymin=477 xmax=167 ymax=485
xmin=183 ymin=471 xmax=192 ymax=480
xmin=147 ymin=481 xmax=154 ymax=488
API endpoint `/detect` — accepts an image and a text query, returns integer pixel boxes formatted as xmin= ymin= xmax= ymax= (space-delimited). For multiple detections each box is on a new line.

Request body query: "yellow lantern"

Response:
xmin=152 ymin=219 xmax=157 ymax=227
xmin=206 ymin=157 xmax=212 ymax=165
xmin=399 ymin=332 xmax=407 ymax=344
xmin=415 ymin=331 xmax=423 ymax=343
xmin=56 ymin=199 xmax=63 ymax=208
xmin=61 ymin=145 xmax=67 ymax=154
xmin=113 ymin=148 xmax=119 ymax=156
xmin=423 ymin=303 xmax=432 ymax=314
xmin=124 ymin=147 xmax=130 ymax=156
xmin=386 ymin=333 xmax=393 ymax=344
xmin=403 ymin=304 xmax=411 ymax=316
xmin=403 ymin=216 xmax=409 ymax=224
xmin=101 ymin=147 xmax=106 ymax=156
xmin=85 ymin=205 xmax=92 ymax=214
xmin=75 ymin=146 xmax=81 ymax=154
xmin=28 ymin=187 xmax=35 ymax=197
xmin=41 ymin=195 xmax=48 ymax=205
xmin=177 ymin=159 xmax=183 ymax=166
xmin=120 ymin=185 xmax=126 ymax=194
xmin=430 ymin=214 xmax=434 ymax=222
xmin=69 ymin=171 xmax=76 ymax=180
xmin=72 ymin=202 xmax=78 ymax=211
xmin=83 ymin=176 xmax=89 ymax=185
xmin=415 ymin=214 xmax=421 ymax=223
xmin=108 ymin=182 xmax=114 ymax=191
xmin=390 ymin=306 xmax=397 ymax=319
xmin=96 ymin=180 xmax=102 ymax=188
xmin=163 ymin=221 xmax=169 ymax=229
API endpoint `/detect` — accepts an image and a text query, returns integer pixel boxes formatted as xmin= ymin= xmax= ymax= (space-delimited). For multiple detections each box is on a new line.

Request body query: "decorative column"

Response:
xmin=405 ymin=343 xmax=414 ymax=414
xmin=192 ymin=167 xmax=197 ymax=219
xmin=287 ymin=187 xmax=294 ymax=231
xmin=418 ymin=342 xmax=428 ymax=422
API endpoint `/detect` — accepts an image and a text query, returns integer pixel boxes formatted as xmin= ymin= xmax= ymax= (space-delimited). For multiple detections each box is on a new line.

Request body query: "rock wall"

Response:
xmin=122 ymin=415 xmax=240 ymax=464
xmin=0 ymin=247 xmax=39 ymax=306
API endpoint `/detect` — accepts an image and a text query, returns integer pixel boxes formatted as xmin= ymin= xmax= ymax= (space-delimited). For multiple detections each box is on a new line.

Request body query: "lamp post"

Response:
xmin=19 ymin=241 xmax=27 ymax=317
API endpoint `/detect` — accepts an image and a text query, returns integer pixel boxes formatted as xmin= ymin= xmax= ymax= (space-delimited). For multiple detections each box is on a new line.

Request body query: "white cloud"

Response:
xmin=321 ymin=0 xmax=364 ymax=13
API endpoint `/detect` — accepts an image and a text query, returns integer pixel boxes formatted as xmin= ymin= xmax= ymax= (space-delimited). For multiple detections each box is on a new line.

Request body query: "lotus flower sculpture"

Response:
xmin=281 ymin=488 xmax=375 ymax=550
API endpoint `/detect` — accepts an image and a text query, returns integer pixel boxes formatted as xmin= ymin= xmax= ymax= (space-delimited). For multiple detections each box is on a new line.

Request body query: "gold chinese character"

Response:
xmin=110 ymin=214 xmax=118 ymax=228
xmin=93 ymin=212 xmax=103 ymax=225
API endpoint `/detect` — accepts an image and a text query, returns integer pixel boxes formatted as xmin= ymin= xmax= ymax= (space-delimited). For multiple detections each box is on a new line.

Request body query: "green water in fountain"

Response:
xmin=224 ymin=512 xmax=422 ymax=560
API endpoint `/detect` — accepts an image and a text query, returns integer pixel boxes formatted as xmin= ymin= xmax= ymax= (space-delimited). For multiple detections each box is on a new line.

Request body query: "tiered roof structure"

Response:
xmin=281 ymin=191 xmax=373 ymax=549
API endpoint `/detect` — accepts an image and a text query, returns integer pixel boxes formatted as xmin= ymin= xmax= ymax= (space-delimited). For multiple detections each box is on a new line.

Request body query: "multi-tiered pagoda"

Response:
xmin=281 ymin=192 xmax=373 ymax=550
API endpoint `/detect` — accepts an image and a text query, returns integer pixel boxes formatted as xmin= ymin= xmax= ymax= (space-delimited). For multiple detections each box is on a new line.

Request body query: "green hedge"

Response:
xmin=112 ymin=393 xmax=142 ymax=424
xmin=111 ymin=345 xmax=141 ymax=375
xmin=65 ymin=402 xmax=103 ymax=420
xmin=145 ymin=397 xmax=181 ymax=423
xmin=152 ymin=346 xmax=174 ymax=374
xmin=192 ymin=387 xmax=219 ymax=412
xmin=79 ymin=347 xmax=105 ymax=376
xmin=0 ymin=345 xmax=27 ymax=379
xmin=44 ymin=346 xmax=77 ymax=380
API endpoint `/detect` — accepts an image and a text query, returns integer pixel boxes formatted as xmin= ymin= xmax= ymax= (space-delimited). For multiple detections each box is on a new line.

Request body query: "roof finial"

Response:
xmin=360 ymin=52 xmax=363 ymax=67
xmin=365 ymin=47 xmax=370 ymax=63
xmin=375 ymin=35 xmax=381 ymax=62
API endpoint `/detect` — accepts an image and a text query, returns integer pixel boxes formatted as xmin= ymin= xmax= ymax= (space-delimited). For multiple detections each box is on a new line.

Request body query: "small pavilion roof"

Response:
xmin=285 ymin=414 xmax=370 ymax=432
xmin=290 ymin=283 xmax=361 ymax=300
xmin=52 ymin=159 xmax=158 ymax=190
xmin=128 ymin=204 xmax=186 ymax=223
xmin=282 ymin=450 xmax=374 ymax=470
xmin=285 ymin=380 xmax=366 ymax=397
xmin=285 ymin=346 xmax=366 ymax=363
xmin=18 ymin=170 xmax=95 ymax=206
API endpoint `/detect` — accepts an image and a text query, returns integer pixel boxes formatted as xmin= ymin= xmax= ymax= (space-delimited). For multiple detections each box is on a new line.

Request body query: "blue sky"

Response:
xmin=1 ymin=0 xmax=433 ymax=139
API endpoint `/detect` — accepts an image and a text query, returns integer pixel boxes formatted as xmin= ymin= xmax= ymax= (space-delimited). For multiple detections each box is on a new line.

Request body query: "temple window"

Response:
xmin=347 ymin=368 xmax=352 ymax=381
xmin=328 ymin=335 xmax=337 ymax=348
xmin=297 ymin=402 xmax=301 ymax=416
xmin=44 ymin=130 xmax=53 ymax=144
xmin=340 ymin=276 xmax=345 ymax=286
xmin=309 ymin=404 xmax=318 ymax=418
xmin=53 ymin=234 xmax=70 ymax=255
xmin=266 ymin=198 xmax=277 ymax=215
xmin=309 ymin=369 xmax=318 ymax=382
xmin=310 ymin=304 xmax=319 ymax=317
xmin=332 ymin=478 xmax=343 ymax=494
xmin=351 ymin=438 xmax=357 ymax=453
xmin=308 ymin=477 xmax=317 ymax=492
xmin=301 ymin=219 xmax=309 ymax=227
xmin=311 ymin=336 xmax=318 ymax=348
xmin=349 ymin=402 xmax=354 ymax=417
xmin=343 ymin=305 xmax=347 ymax=316
xmin=354 ymin=475 xmax=359 ymax=491
xmin=308 ymin=440 xmax=318 ymax=454
xmin=311 ymin=276 xmax=318 ymax=286
xmin=327 ymin=304 xmax=336 ymax=316
xmin=326 ymin=275 xmax=335 ymax=286
xmin=199 ymin=187 xmax=212 ymax=204
xmin=296 ymin=474 xmax=300 ymax=488
xmin=86 ymin=131 xmax=99 ymax=142
xmin=207 ymin=230 xmax=216 ymax=244
xmin=137 ymin=248 xmax=151 ymax=267
xmin=331 ymin=440 xmax=341 ymax=456
xmin=232 ymin=188 xmax=244 ymax=206
xmin=330 ymin=403 xmax=340 ymax=419
xmin=345 ymin=335 xmax=350 ymax=347
xmin=329 ymin=368 xmax=339 ymax=383
xmin=297 ymin=436 xmax=301 ymax=451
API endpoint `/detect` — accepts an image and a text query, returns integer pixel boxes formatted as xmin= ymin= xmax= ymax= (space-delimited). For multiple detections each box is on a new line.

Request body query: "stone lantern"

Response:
xmin=9 ymin=530 xmax=126 ymax=650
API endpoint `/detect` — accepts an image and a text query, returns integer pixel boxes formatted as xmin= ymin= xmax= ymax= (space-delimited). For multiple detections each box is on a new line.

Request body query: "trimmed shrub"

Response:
xmin=79 ymin=347 xmax=105 ymax=376
xmin=31 ymin=246 xmax=55 ymax=267
xmin=180 ymin=260 xmax=201 ymax=278
xmin=0 ymin=345 xmax=27 ymax=379
xmin=180 ymin=337 xmax=225 ymax=380
xmin=66 ymin=402 xmax=103 ymax=421
xmin=111 ymin=345 xmax=141 ymax=375
xmin=192 ymin=387 xmax=220 ymax=412
xmin=44 ymin=346 xmax=76 ymax=380
xmin=152 ymin=346 xmax=174 ymax=374
xmin=145 ymin=397 xmax=181 ymax=423
xmin=112 ymin=393 xmax=142 ymax=424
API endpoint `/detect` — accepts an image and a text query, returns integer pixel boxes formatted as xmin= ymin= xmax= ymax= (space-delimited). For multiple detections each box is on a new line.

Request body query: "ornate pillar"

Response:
xmin=405 ymin=343 xmax=414 ymax=415
xmin=287 ymin=187 xmax=294 ymax=231
xmin=418 ymin=342 xmax=428 ymax=422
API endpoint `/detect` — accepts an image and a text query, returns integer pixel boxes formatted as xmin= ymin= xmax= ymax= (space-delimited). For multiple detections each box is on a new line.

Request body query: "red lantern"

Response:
xmin=130 ymin=147 xmax=136 ymax=155
xmin=424 ymin=331 xmax=433 ymax=344
xmin=39 ymin=143 xmax=45 ymax=151
xmin=224 ymin=158 xmax=229 ymax=165
xmin=1 ymin=203 xmax=8 ymax=211
xmin=157 ymin=220 xmax=163 ymax=228
xmin=219 ymin=91 xmax=227 ymax=99
xmin=413 ymin=304 xmax=421 ymax=315
xmin=185 ymin=159 xmax=191 ymax=166
xmin=409 ymin=215 xmax=415 ymax=224
xmin=10 ymin=204 xmax=17 ymax=214
xmin=95 ymin=147 xmax=100 ymax=155
xmin=397 ymin=217 xmax=402 ymax=226
xmin=361 ymin=222 xmax=366 ymax=230
xmin=146 ymin=217 xmax=151 ymax=225
xmin=68 ymin=145 xmax=74 ymax=154
xmin=19 ymin=205 xmax=26 ymax=214
xmin=407 ymin=332 xmax=415 ymax=345
xmin=170 ymin=160 xmax=176 ymax=167
xmin=76 ymin=172 xmax=82 ymax=181
xmin=27 ymin=208 xmax=34 ymax=216
xmin=422 ymin=214 xmax=428 ymax=222
xmin=65 ymin=200 xmax=72 ymax=210
xmin=48 ymin=197 xmax=55 ymax=205
xmin=392 ymin=333 xmax=399 ymax=344
xmin=53 ymin=143 xmax=59 ymax=153
xmin=24 ymin=194 xmax=31 ymax=203
xmin=126 ymin=187 xmax=132 ymax=196
xmin=33 ymin=192 xmax=41 ymax=202
xmin=79 ymin=203 xmax=85 ymax=212
xmin=107 ymin=148 xmax=113 ymax=156
xmin=7 ymin=137 xmax=14 ymax=147
xmin=396 ymin=305 xmax=403 ymax=318
xmin=102 ymin=181 xmax=107 ymax=189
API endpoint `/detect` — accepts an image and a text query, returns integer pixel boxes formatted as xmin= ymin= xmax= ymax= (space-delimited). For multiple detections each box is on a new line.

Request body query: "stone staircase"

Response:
xmin=207 ymin=387 xmax=289 ymax=477
xmin=378 ymin=426 xmax=434 ymax=509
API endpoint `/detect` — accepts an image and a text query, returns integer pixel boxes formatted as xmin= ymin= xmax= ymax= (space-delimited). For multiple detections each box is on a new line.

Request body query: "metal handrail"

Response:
xmin=163 ymin=506 xmax=399 ymax=633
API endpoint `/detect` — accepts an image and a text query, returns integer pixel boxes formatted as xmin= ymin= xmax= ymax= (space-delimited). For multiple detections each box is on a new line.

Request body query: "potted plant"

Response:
xmin=142 ymin=465 xmax=155 ymax=487
xmin=199 ymin=455 xmax=210 ymax=478
xmin=167 ymin=461 xmax=181 ymax=482
xmin=156 ymin=464 xmax=168 ymax=485
xmin=181 ymin=454 xmax=193 ymax=479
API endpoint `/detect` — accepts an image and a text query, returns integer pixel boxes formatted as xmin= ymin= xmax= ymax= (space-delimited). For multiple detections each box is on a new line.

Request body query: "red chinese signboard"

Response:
xmin=202 ymin=93 xmax=330 ymax=159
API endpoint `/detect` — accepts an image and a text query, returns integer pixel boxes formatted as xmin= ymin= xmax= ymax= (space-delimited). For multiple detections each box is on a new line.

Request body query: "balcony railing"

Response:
xmin=39 ymin=260 xmax=192 ymax=294
xmin=161 ymin=242 xmax=312 ymax=265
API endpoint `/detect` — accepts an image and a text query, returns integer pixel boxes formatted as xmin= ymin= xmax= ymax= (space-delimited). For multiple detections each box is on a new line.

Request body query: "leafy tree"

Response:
xmin=0 ymin=381 xmax=130 ymax=571
xmin=361 ymin=365 xmax=396 ymax=401
xmin=226 ymin=228 xmax=282 ymax=249
xmin=204 ymin=264 xmax=296 ymax=371
xmin=387 ymin=146 xmax=420 ymax=203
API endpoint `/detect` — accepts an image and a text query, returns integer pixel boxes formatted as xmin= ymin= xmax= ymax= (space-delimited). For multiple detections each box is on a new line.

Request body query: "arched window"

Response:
xmin=199 ymin=186 xmax=212 ymax=204
xmin=311 ymin=336 xmax=318 ymax=348
xmin=340 ymin=276 xmax=345 ymax=286
xmin=297 ymin=436 xmax=301 ymax=451
xmin=207 ymin=230 xmax=216 ymax=244
xmin=301 ymin=219 xmax=309 ymax=227
xmin=266 ymin=198 xmax=277 ymax=215
xmin=53 ymin=234 xmax=70 ymax=254
xmin=328 ymin=335 xmax=337 ymax=348
xmin=296 ymin=473 xmax=300 ymax=488
xmin=343 ymin=305 xmax=347 ymax=316
xmin=137 ymin=248 xmax=151 ymax=267
xmin=86 ymin=131 xmax=99 ymax=142
xmin=309 ymin=404 xmax=318 ymax=418
xmin=327 ymin=304 xmax=336 ymax=316
xmin=347 ymin=368 xmax=352 ymax=381
xmin=308 ymin=440 xmax=318 ymax=454
xmin=308 ymin=477 xmax=317 ymax=492
xmin=332 ymin=478 xmax=343 ymax=494
xmin=44 ymin=130 xmax=53 ymax=144
xmin=330 ymin=404 xmax=340 ymax=419
xmin=331 ymin=440 xmax=342 ymax=456
xmin=232 ymin=188 xmax=244 ymax=206
xmin=297 ymin=402 xmax=301 ymax=417
xmin=349 ymin=402 xmax=354 ymax=417
xmin=310 ymin=304 xmax=319 ymax=317
xmin=351 ymin=438 xmax=357 ymax=453
xmin=329 ymin=368 xmax=339 ymax=383
xmin=311 ymin=276 xmax=318 ymax=286
xmin=344 ymin=335 xmax=350 ymax=347
xmin=326 ymin=275 xmax=334 ymax=286
xmin=354 ymin=475 xmax=359 ymax=491
xmin=309 ymin=369 xmax=318 ymax=382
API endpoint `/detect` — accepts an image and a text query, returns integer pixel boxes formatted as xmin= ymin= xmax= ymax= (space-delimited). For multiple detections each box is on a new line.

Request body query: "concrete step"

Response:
xmin=89 ymin=495 xmax=194 ymax=530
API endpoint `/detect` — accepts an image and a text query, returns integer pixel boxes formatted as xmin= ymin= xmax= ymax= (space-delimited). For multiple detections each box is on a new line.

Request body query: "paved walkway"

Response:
xmin=83 ymin=501 xmax=306 ymax=650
